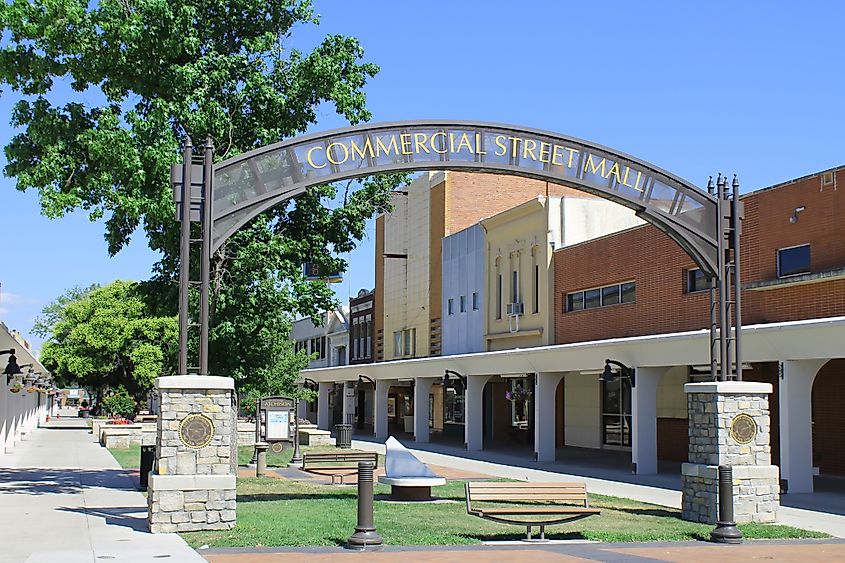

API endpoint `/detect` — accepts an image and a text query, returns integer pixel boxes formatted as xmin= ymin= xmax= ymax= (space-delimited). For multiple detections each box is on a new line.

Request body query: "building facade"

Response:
xmin=349 ymin=288 xmax=375 ymax=365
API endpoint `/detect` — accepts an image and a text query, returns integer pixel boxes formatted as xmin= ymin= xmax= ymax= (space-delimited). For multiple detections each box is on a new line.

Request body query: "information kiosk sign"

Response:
xmin=257 ymin=396 xmax=296 ymax=453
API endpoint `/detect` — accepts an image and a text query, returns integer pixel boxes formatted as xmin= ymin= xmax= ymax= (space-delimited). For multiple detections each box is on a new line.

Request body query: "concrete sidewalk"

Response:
xmin=350 ymin=437 xmax=845 ymax=538
xmin=0 ymin=420 xmax=204 ymax=563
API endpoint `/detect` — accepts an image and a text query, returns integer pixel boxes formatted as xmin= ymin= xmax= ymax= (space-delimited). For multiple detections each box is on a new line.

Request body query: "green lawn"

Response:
xmin=108 ymin=444 xmax=141 ymax=469
xmin=179 ymin=478 xmax=828 ymax=547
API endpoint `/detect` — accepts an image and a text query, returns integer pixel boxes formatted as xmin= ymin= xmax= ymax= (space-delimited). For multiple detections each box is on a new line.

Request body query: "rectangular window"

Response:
xmin=320 ymin=336 xmax=326 ymax=359
xmin=459 ymin=295 xmax=466 ymax=313
xmin=511 ymin=270 xmax=519 ymax=303
xmin=584 ymin=288 xmax=601 ymax=309
xmin=601 ymin=376 xmax=632 ymax=447
xmin=403 ymin=328 xmax=415 ymax=357
xmin=496 ymin=275 xmax=503 ymax=319
xmin=778 ymin=244 xmax=811 ymax=277
xmin=447 ymin=298 xmax=454 ymax=315
xmin=532 ymin=264 xmax=539 ymax=314
xmin=567 ymin=292 xmax=584 ymax=312
xmin=393 ymin=331 xmax=402 ymax=358
xmin=601 ymin=285 xmax=620 ymax=306
xmin=686 ymin=268 xmax=708 ymax=293
xmin=621 ymin=282 xmax=636 ymax=304
xmin=472 ymin=292 xmax=479 ymax=311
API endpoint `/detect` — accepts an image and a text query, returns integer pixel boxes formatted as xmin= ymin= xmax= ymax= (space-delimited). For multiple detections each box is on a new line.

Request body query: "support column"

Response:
xmin=779 ymin=359 xmax=826 ymax=494
xmin=374 ymin=379 xmax=391 ymax=441
xmin=317 ymin=382 xmax=332 ymax=430
xmin=632 ymin=367 xmax=665 ymax=475
xmin=413 ymin=377 xmax=435 ymax=443
xmin=535 ymin=372 xmax=564 ymax=462
xmin=465 ymin=375 xmax=491 ymax=451
xmin=0 ymin=383 xmax=7 ymax=454
xmin=148 ymin=375 xmax=237 ymax=533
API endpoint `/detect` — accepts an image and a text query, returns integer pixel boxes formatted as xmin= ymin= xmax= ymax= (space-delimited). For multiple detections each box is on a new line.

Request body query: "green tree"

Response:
xmin=101 ymin=385 xmax=138 ymax=417
xmin=35 ymin=281 xmax=177 ymax=404
xmin=2 ymin=0 xmax=403 ymax=394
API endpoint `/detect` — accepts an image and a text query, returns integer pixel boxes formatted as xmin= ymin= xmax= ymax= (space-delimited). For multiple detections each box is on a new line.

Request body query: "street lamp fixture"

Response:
xmin=600 ymin=359 xmax=635 ymax=387
xmin=302 ymin=377 xmax=318 ymax=390
xmin=357 ymin=374 xmax=375 ymax=387
xmin=2 ymin=349 xmax=23 ymax=385
xmin=443 ymin=369 xmax=466 ymax=391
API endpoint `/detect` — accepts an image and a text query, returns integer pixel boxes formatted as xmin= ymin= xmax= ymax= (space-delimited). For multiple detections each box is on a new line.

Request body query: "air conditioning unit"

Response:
xmin=506 ymin=302 xmax=524 ymax=316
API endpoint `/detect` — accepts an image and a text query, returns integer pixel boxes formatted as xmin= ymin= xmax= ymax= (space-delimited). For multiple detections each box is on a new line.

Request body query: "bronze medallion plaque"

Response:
xmin=270 ymin=442 xmax=285 ymax=454
xmin=179 ymin=414 xmax=215 ymax=449
xmin=729 ymin=413 xmax=757 ymax=445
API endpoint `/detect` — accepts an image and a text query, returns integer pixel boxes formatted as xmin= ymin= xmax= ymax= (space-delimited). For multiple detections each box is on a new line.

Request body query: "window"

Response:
xmin=566 ymin=281 xmax=636 ymax=312
xmin=309 ymin=336 xmax=326 ymax=359
xmin=393 ymin=331 xmax=401 ymax=358
xmin=472 ymin=292 xmax=479 ymax=310
xmin=447 ymin=298 xmax=454 ymax=315
xmin=567 ymin=292 xmax=583 ymax=312
xmin=778 ymin=244 xmax=811 ymax=278
xmin=511 ymin=270 xmax=519 ymax=303
xmin=822 ymin=171 xmax=834 ymax=186
xmin=459 ymin=295 xmax=466 ymax=313
xmin=393 ymin=328 xmax=416 ymax=358
xmin=621 ymin=282 xmax=636 ymax=304
xmin=686 ymin=268 xmax=708 ymax=293
xmin=532 ymin=264 xmax=539 ymax=314
xmin=584 ymin=288 xmax=601 ymax=309
xmin=602 ymin=376 xmax=632 ymax=447
xmin=496 ymin=275 xmax=503 ymax=319
xmin=601 ymin=285 xmax=620 ymax=306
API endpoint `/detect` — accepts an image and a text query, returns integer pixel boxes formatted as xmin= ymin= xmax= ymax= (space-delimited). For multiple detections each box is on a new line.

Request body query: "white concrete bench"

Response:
xmin=377 ymin=436 xmax=445 ymax=501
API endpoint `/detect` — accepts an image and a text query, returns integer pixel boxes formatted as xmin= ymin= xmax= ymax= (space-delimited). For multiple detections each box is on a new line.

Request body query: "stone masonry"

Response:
xmin=681 ymin=381 xmax=779 ymax=524
xmin=147 ymin=376 xmax=237 ymax=533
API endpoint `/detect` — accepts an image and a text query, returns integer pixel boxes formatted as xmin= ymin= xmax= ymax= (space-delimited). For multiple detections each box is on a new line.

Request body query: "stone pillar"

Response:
xmin=413 ymin=377 xmax=434 ymax=443
xmin=317 ymin=382 xmax=332 ymax=430
xmin=779 ymin=359 xmax=825 ymax=494
xmin=534 ymin=372 xmax=564 ymax=462
xmin=681 ymin=381 xmax=779 ymax=524
xmin=632 ymin=367 xmax=665 ymax=475
xmin=147 ymin=376 xmax=237 ymax=533
xmin=465 ymin=375 xmax=490 ymax=451
xmin=374 ymin=379 xmax=391 ymax=441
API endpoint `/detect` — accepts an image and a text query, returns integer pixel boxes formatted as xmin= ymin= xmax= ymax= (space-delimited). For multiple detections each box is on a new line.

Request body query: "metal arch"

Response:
xmin=209 ymin=120 xmax=720 ymax=275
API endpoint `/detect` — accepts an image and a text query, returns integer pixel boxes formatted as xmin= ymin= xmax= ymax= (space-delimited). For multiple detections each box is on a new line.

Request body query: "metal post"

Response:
xmin=290 ymin=407 xmax=303 ymax=466
xmin=250 ymin=398 xmax=260 ymax=466
xmin=255 ymin=443 xmax=268 ymax=478
xmin=346 ymin=461 xmax=384 ymax=551
xmin=199 ymin=137 xmax=214 ymax=376
xmin=178 ymin=136 xmax=193 ymax=375
xmin=716 ymin=174 xmax=728 ymax=382
xmin=731 ymin=176 xmax=743 ymax=381
xmin=710 ymin=465 xmax=743 ymax=543
xmin=707 ymin=177 xmax=718 ymax=382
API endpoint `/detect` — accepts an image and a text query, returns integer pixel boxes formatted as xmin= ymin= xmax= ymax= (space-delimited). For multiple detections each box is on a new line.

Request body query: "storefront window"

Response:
xmin=601 ymin=377 xmax=632 ymax=446
xmin=444 ymin=387 xmax=464 ymax=424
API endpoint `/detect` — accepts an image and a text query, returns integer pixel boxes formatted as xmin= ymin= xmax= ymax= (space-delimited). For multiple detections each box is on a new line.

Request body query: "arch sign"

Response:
xmin=173 ymin=120 xmax=742 ymax=382
xmin=210 ymin=121 xmax=719 ymax=275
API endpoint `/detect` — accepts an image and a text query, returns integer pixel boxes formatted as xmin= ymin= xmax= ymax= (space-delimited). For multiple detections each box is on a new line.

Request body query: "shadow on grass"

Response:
xmin=238 ymin=492 xmax=357 ymax=502
xmin=605 ymin=506 xmax=681 ymax=518
xmin=461 ymin=530 xmax=589 ymax=542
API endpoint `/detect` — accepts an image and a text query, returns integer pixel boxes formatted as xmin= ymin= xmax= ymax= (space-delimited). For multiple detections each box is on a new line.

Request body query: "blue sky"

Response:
xmin=1 ymin=1 xmax=843 ymax=350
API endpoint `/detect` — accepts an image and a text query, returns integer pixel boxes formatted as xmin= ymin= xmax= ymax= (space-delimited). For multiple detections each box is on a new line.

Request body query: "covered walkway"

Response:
xmin=0 ymin=418 xmax=204 ymax=563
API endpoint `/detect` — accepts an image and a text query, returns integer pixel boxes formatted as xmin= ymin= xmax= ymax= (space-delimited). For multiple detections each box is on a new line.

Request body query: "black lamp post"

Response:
xmin=600 ymin=359 xmax=635 ymax=387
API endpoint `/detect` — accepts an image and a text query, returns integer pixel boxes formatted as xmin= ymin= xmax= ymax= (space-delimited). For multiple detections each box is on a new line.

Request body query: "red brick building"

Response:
xmin=553 ymin=165 xmax=845 ymax=482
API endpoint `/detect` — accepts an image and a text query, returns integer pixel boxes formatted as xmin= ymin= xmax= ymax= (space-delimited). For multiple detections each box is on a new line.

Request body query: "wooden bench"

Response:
xmin=301 ymin=451 xmax=379 ymax=484
xmin=465 ymin=482 xmax=600 ymax=541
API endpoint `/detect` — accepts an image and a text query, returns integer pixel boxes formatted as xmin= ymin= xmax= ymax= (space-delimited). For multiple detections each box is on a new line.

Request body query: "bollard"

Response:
xmin=255 ymin=443 xmax=269 ymax=478
xmin=710 ymin=465 xmax=743 ymax=544
xmin=346 ymin=461 xmax=384 ymax=551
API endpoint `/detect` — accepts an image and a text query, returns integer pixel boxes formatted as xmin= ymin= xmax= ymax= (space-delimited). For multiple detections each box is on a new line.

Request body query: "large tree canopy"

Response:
xmin=34 ymin=281 xmax=177 ymax=400
xmin=2 ymin=0 xmax=402 ymax=391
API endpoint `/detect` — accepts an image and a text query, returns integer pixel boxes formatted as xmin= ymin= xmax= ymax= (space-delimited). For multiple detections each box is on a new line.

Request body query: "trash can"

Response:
xmin=334 ymin=423 xmax=352 ymax=449
xmin=140 ymin=445 xmax=156 ymax=490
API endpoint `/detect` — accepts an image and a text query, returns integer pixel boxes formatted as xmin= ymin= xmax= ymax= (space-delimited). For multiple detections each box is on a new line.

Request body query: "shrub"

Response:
xmin=102 ymin=386 xmax=137 ymax=417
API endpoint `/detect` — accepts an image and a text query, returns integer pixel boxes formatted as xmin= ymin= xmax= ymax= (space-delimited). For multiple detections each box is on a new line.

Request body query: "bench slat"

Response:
xmin=476 ymin=507 xmax=601 ymax=515
xmin=470 ymin=493 xmax=588 ymax=500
